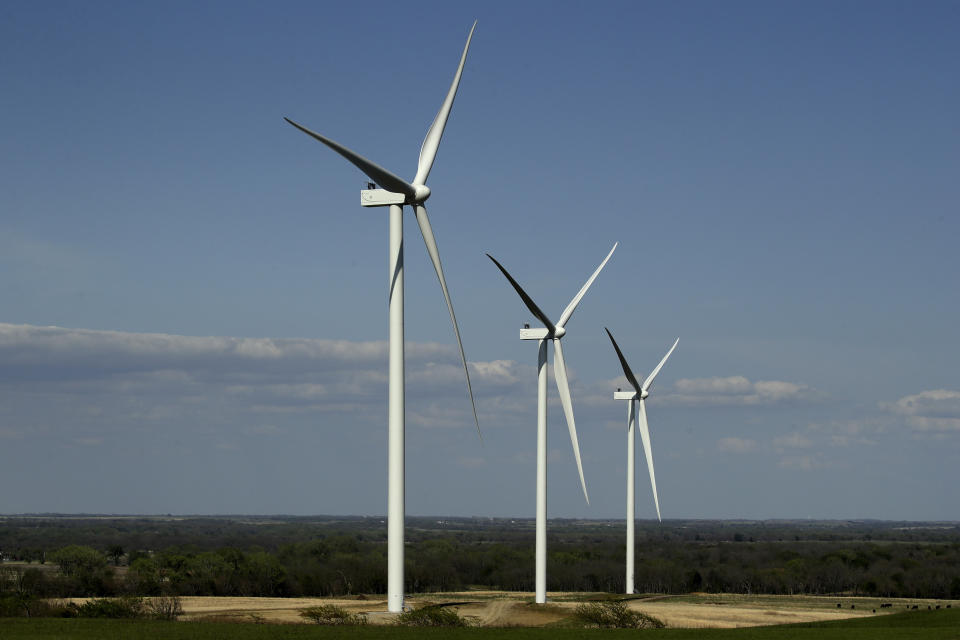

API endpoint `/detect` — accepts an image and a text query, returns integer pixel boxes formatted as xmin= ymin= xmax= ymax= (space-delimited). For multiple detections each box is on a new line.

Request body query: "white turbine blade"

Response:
xmin=553 ymin=339 xmax=589 ymax=504
xmin=605 ymin=328 xmax=643 ymax=396
xmin=284 ymin=117 xmax=416 ymax=198
xmin=556 ymin=242 xmax=617 ymax=330
xmin=642 ymin=337 xmax=679 ymax=393
xmin=486 ymin=254 xmax=556 ymax=334
xmin=414 ymin=204 xmax=480 ymax=439
xmin=637 ymin=398 xmax=661 ymax=522
xmin=413 ymin=21 xmax=477 ymax=186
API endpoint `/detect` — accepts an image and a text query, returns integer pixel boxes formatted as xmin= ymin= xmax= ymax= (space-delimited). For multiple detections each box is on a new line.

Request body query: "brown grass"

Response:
xmin=64 ymin=593 xmax=955 ymax=628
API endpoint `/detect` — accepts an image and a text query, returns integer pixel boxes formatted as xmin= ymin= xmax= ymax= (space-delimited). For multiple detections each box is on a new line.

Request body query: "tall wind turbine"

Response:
xmin=606 ymin=329 xmax=678 ymax=594
xmin=285 ymin=22 xmax=479 ymax=613
xmin=487 ymin=243 xmax=616 ymax=604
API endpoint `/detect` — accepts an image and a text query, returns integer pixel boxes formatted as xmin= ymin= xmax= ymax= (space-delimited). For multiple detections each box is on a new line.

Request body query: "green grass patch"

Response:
xmin=1 ymin=608 xmax=959 ymax=639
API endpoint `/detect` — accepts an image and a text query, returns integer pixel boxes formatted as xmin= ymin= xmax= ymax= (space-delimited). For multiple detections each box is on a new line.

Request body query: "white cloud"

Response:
xmin=677 ymin=376 xmax=753 ymax=395
xmin=717 ymin=437 xmax=757 ymax=453
xmin=887 ymin=389 xmax=960 ymax=432
xmin=0 ymin=322 xmax=527 ymax=437
xmin=663 ymin=376 xmax=813 ymax=407
xmin=773 ymin=433 xmax=813 ymax=449
xmin=807 ymin=419 xmax=882 ymax=447
xmin=778 ymin=455 xmax=824 ymax=471
xmin=243 ymin=424 xmax=284 ymax=437
xmin=468 ymin=360 xmax=528 ymax=386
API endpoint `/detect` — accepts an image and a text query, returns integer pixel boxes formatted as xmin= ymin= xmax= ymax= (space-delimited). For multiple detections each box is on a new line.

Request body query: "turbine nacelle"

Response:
xmin=519 ymin=325 xmax=566 ymax=340
xmin=358 ymin=184 xmax=431 ymax=207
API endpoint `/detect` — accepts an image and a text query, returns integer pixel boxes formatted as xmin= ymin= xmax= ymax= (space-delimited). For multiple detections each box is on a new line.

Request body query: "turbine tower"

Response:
xmin=487 ymin=244 xmax=616 ymax=604
xmin=606 ymin=329 xmax=678 ymax=594
xmin=285 ymin=22 xmax=479 ymax=613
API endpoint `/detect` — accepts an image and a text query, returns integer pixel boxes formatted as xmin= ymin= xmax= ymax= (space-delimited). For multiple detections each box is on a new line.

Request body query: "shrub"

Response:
xmin=0 ymin=596 xmax=74 ymax=618
xmin=299 ymin=604 xmax=367 ymax=625
xmin=70 ymin=596 xmax=146 ymax=619
xmin=146 ymin=595 xmax=183 ymax=620
xmin=0 ymin=595 xmax=25 ymax=617
xmin=573 ymin=600 xmax=665 ymax=629
xmin=396 ymin=605 xmax=468 ymax=627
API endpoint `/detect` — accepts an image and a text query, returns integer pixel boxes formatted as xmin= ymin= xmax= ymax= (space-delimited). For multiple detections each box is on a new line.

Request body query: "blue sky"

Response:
xmin=1 ymin=1 xmax=958 ymax=520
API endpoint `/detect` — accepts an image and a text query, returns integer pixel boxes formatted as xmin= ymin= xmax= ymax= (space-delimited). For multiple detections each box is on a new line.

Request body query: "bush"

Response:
xmin=396 ymin=605 xmax=468 ymax=627
xmin=69 ymin=596 xmax=146 ymax=619
xmin=0 ymin=596 xmax=74 ymax=618
xmin=146 ymin=595 xmax=183 ymax=620
xmin=573 ymin=600 xmax=665 ymax=629
xmin=299 ymin=604 xmax=367 ymax=625
xmin=0 ymin=595 xmax=25 ymax=617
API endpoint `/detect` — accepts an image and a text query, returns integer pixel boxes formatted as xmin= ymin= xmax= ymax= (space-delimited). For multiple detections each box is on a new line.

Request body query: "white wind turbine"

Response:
xmin=487 ymin=243 xmax=617 ymax=604
xmin=285 ymin=22 xmax=479 ymax=613
xmin=605 ymin=328 xmax=678 ymax=594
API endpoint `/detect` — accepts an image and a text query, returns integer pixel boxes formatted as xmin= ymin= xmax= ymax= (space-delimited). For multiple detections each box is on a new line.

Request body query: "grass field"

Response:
xmin=1 ymin=608 xmax=959 ymax=639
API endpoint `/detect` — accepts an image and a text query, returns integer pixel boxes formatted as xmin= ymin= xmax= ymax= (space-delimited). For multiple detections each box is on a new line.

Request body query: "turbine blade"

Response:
xmin=638 ymin=398 xmax=661 ymax=522
xmin=486 ymin=254 xmax=556 ymax=334
xmin=413 ymin=21 xmax=477 ymax=186
xmin=284 ymin=118 xmax=416 ymax=198
xmin=553 ymin=339 xmax=589 ymax=504
xmin=414 ymin=204 xmax=480 ymax=440
xmin=605 ymin=328 xmax=642 ymax=396
xmin=556 ymin=242 xmax=617 ymax=330
xmin=642 ymin=337 xmax=679 ymax=393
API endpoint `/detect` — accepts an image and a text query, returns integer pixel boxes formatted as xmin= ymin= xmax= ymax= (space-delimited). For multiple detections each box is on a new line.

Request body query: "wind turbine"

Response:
xmin=285 ymin=22 xmax=479 ymax=613
xmin=606 ymin=328 xmax=678 ymax=594
xmin=487 ymin=243 xmax=617 ymax=604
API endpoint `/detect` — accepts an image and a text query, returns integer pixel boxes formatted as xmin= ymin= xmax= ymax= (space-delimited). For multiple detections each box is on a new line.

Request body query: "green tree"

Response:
xmin=126 ymin=557 xmax=162 ymax=596
xmin=107 ymin=544 xmax=125 ymax=566
xmin=50 ymin=545 xmax=112 ymax=595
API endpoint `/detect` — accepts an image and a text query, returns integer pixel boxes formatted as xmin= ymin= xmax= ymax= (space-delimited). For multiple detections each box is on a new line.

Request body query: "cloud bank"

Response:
xmin=888 ymin=389 xmax=960 ymax=431
xmin=665 ymin=375 xmax=812 ymax=406
xmin=0 ymin=323 xmax=528 ymax=440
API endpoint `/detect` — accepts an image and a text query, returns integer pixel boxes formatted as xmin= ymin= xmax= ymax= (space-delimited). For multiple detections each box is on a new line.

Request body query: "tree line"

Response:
xmin=2 ymin=516 xmax=959 ymax=602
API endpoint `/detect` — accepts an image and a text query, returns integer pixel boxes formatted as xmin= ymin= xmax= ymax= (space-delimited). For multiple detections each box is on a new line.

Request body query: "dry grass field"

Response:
xmin=120 ymin=592 xmax=956 ymax=628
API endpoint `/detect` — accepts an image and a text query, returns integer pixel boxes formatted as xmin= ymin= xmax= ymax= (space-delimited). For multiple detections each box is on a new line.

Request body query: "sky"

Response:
xmin=1 ymin=0 xmax=958 ymax=521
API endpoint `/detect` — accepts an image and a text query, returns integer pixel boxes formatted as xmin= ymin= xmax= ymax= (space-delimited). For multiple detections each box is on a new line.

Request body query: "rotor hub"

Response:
xmin=553 ymin=326 xmax=566 ymax=338
xmin=411 ymin=184 xmax=431 ymax=203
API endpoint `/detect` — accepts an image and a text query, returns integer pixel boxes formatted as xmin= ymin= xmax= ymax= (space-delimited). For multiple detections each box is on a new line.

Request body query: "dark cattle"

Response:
xmin=837 ymin=603 xmax=842 ymax=608
xmin=851 ymin=605 xmax=856 ymax=609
